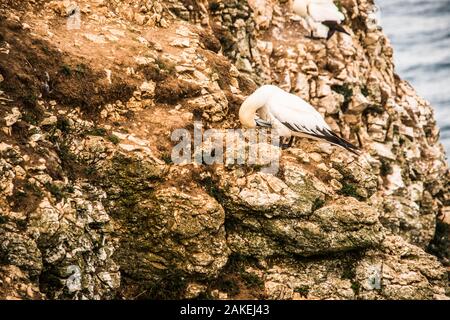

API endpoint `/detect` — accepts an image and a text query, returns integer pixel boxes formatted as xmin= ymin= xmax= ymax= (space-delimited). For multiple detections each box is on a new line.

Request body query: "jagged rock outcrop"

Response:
xmin=0 ymin=0 xmax=448 ymax=299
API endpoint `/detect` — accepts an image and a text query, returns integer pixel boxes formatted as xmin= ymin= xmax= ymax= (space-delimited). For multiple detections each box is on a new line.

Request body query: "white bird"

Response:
xmin=239 ymin=85 xmax=359 ymax=154
xmin=292 ymin=0 xmax=349 ymax=40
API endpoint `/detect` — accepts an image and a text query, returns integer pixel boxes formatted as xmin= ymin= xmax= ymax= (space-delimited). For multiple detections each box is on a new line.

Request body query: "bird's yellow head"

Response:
xmin=239 ymin=85 xmax=278 ymax=128
xmin=293 ymin=0 xmax=309 ymax=18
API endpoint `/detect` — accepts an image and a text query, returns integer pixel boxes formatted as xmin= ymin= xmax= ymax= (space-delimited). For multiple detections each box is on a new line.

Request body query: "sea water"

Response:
xmin=377 ymin=0 xmax=450 ymax=162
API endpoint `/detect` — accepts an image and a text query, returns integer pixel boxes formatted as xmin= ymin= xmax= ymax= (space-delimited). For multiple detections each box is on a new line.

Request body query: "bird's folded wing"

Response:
xmin=269 ymin=102 xmax=330 ymax=136
xmin=269 ymin=102 xmax=360 ymax=154
xmin=255 ymin=117 xmax=272 ymax=128
xmin=309 ymin=2 xmax=345 ymax=22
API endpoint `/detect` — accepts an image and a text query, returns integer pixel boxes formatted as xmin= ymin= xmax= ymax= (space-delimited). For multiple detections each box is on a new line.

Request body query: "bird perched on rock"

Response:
xmin=292 ymin=0 xmax=350 ymax=40
xmin=239 ymin=85 xmax=360 ymax=154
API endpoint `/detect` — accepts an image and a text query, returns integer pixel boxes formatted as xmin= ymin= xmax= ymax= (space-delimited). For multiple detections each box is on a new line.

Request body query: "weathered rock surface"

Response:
xmin=263 ymin=236 xmax=447 ymax=300
xmin=0 ymin=0 xmax=448 ymax=300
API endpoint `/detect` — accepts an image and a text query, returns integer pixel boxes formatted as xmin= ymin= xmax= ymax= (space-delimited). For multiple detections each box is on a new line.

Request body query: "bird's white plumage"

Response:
xmin=292 ymin=0 xmax=308 ymax=17
xmin=293 ymin=0 xmax=346 ymax=38
xmin=309 ymin=1 xmax=344 ymax=22
xmin=240 ymin=85 xmax=330 ymax=137
xmin=264 ymin=88 xmax=331 ymax=138
xmin=239 ymin=85 xmax=359 ymax=154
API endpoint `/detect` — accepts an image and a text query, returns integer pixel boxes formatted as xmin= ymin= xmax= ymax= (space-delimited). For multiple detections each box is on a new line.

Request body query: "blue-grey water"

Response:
xmin=377 ymin=0 xmax=450 ymax=161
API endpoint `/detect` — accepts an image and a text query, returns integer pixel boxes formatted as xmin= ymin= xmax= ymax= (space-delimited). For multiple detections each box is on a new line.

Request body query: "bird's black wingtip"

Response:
xmin=317 ymin=128 xmax=361 ymax=156
xmin=322 ymin=20 xmax=351 ymax=40
xmin=281 ymin=122 xmax=361 ymax=155
xmin=347 ymin=146 xmax=361 ymax=156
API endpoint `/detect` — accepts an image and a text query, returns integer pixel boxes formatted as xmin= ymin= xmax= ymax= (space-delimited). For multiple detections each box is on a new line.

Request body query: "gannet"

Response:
xmin=293 ymin=0 xmax=350 ymax=40
xmin=239 ymin=85 xmax=359 ymax=154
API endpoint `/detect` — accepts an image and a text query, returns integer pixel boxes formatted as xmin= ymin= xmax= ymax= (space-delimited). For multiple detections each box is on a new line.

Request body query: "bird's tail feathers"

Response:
xmin=313 ymin=128 xmax=361 ymax=155
xmin=281 ymin=122 xmax=361 ymax=155
xmin=322 ymin=20 xmax=350 ymax=40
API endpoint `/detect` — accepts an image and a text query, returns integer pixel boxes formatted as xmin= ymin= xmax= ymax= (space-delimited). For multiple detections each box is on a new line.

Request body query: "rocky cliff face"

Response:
xmin=0 ymin=0 xmax=448 ymax=300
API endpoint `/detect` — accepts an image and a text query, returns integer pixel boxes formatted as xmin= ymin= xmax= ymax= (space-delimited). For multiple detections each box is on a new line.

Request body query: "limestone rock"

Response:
xmin=261 ymin=236 xmax=447 ymax=300
xmin=0 ymin=0 xmax=447 ymax=300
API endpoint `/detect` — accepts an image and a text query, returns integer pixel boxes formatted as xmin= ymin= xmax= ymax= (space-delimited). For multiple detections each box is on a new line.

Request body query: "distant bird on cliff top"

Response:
xmin=239 ymin=85 xmax=360 ymax=155
xmin=293 ymin=0 xmax=350 ymax=40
